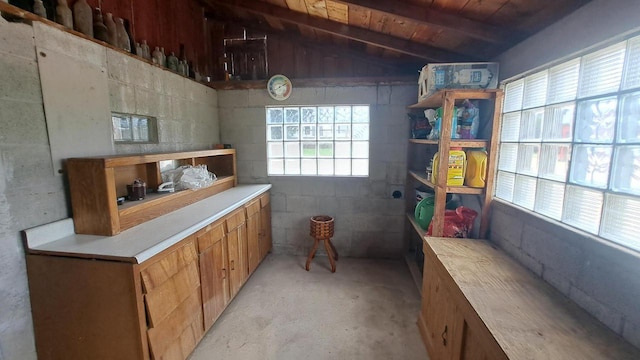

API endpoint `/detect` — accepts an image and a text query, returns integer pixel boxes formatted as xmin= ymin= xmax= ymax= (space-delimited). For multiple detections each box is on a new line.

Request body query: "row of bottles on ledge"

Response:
xmin=12 ymin=0 xmax=203 ymax=81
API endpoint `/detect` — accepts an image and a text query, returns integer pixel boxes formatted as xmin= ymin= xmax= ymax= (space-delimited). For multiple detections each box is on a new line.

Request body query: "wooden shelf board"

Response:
xmin=404 ymin=253 xmax=423 ymax=295
xmin=408 ymin=89 xmax=502 ymax=109
xmin=409 ymin=139 xmax=489 ymax=147
xmin=408 ymin=170 xmax=484 ymax=195
xmin=407 ymin=212 xmax=426 ymax=235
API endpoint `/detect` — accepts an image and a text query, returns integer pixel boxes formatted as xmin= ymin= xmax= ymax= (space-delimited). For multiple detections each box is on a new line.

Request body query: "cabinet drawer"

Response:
xmin=244 ymin=199 xmax=260 ymax=217
xmin=196 ymin=222 xmax=225 ymax=253
xmin=225 ymin=208 xmax=245 ymax=231
xmin=259 ymin=192 xmax=270 ymax=208
xmin=141 ymin=241 xmax=198 ymax=293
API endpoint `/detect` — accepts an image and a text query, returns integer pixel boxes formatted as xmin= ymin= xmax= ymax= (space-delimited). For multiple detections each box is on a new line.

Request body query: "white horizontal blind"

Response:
xmin=496 ymin=34 xmax=640 ymax=253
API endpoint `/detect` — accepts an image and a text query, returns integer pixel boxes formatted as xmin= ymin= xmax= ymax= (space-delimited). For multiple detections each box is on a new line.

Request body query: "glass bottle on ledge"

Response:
xmin=55 ymin=0 xmax=73 ymax=29
xmin=104 ymin=12 xmax=117 ymax=46
xmin=73 ymin=0 xmax=93 ymax=38
xmin=141 ymin=40 xmax=151 ymax=60
xmin=93 ymin=8 xmax=108 ymax=43
xmin=33 ymin=0 xmax=46 ymax=18
xmin=115 ymin=17 xmax=131 ymax=52
xmin=167 ymin=52 xmax=179 ymax=72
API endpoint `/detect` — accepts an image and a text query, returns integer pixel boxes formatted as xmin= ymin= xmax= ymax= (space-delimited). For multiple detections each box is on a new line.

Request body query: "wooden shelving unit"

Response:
xmin=405 ymin=89 xmax=504 ymax=240
xmin=67 ymin=149 xmax=237 ymax=236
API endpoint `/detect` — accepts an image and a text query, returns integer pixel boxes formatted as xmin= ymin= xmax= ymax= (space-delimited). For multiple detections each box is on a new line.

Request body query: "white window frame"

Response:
xmin=265 ymin=105 xmax=370 ymax=177
xmin=496 ymin=34 xmax=640 ymax=253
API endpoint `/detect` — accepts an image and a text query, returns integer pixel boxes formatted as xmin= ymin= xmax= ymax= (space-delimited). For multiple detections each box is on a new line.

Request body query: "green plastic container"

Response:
xmin=414 ymin=196 xmax=435 ymax=230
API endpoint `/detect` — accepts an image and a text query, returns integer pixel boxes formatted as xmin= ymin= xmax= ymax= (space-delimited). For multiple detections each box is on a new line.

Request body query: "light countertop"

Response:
xmin=24 ymin=184 xmax=271 ymax=263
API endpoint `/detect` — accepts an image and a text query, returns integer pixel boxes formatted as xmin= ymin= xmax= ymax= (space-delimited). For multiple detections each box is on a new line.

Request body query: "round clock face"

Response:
xmin=267 ymin=74 xmax=292 ymax=101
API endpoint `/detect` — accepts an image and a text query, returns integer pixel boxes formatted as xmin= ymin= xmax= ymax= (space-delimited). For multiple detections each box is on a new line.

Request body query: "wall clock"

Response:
xmin=267 ymin=74 xmax=292 ymax=101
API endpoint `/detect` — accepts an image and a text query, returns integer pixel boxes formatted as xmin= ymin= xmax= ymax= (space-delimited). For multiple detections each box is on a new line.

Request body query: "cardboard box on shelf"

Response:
xmin=418 ymin=62 xmax=499 ymax=101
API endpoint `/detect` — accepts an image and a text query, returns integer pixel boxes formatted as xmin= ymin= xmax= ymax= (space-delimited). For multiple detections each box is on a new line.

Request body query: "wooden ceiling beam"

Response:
xmin=331 ymin=0 xmax=520 ymax=44
xmin=204 ymin=0 xmax=473 ymax=62
xmin=206 ymin=12 xmax=422 ymax=72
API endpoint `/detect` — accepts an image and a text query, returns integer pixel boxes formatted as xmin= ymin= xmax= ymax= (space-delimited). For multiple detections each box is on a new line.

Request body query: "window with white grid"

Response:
xmin=266 ymin=105 xmax=369 ymax=176
xmin=497 ymin=35 xmax=640 ymax=253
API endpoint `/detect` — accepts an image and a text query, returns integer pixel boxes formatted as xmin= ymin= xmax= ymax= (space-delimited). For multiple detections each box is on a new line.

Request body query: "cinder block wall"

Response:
xmin=0 ymin=18 xmax=220 ymax=360
xmin=490 ymin=200 xmax=640 ymax=348
xmin=218 ymin=85 xmax=415 ymax=258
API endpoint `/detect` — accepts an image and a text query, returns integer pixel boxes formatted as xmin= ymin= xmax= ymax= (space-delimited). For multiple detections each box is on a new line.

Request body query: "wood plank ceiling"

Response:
xmin=202 ymin=0 xmax=591 ymax=68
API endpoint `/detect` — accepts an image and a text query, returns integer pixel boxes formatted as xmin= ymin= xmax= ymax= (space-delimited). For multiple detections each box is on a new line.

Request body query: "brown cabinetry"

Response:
xmin=225 ymin=207 xmax=248 ymax=298
xmin=245 ymin=198 xmax=261 ymax=274
xmin=196 ymin=221 xmax=230 ymax=331
xmin=258 ymin=192 xmax=272 ymax=261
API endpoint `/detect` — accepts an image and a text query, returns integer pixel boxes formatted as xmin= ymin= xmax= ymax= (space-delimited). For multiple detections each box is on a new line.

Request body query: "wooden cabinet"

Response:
xmin=66 ymin=149 xmax=237 ymax=236
xmin=258 ymin=192 xmax=272 ymax=261
xmin=245 ymin=198 xmax=261 ymax=274
xmin=141 ymin=240 xmax=204 ymax=360
xmin=225 ymin=207 xmax=248 ymax=298
xmin=417 ymin=237 xmax=640 ymax=360
xmin=196 ymin=221 xmax=229 ymax=331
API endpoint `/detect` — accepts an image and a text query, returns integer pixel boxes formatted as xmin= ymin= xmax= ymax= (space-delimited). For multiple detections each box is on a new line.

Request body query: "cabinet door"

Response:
xmin=245 ymin=199 xmax=261 ymax=275
xmin=140 ymin=240 xmax=204 ymax=360
xmin=226 ymin=225 xmax=242 ymax=298
xmin=259 ymin=193 xmax=272 ymax=261
xmin=196 ymin=221 xmax=229 ymax=331
xmin=421 ymin=256 xmax=457 ymax=360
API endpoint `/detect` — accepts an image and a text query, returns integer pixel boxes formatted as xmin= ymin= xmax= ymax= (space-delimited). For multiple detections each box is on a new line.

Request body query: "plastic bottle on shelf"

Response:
xmin=431 ymin=147 xmax=466 ymax=186
xmin=465 ymin=149 xmax=487 ymax=188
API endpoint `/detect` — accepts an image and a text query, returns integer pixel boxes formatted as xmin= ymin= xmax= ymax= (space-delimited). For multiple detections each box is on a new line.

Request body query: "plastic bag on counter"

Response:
xmin=161 ymin=164 xmax=217 ymax=191
xmin=427 ymin=206 xmax=478 ymax=238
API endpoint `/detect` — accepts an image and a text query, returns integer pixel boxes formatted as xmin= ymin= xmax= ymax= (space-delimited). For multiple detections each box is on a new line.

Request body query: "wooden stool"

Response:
xmin=306 ymin=215 xmax=339 ymax=272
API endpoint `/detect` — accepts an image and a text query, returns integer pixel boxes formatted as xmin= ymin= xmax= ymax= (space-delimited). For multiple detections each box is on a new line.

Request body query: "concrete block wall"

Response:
xmin=218 ymin=85 xmax=415 ymax=258
xmin=490 ymin=200 xmax=640 ymax=348
xmin=0 ymin=17 xmax=220 ymax=360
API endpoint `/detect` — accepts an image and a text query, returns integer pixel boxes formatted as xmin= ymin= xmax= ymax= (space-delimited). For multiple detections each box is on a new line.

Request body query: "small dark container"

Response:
xmin=127 ymin=179 xmax=146 ymax=201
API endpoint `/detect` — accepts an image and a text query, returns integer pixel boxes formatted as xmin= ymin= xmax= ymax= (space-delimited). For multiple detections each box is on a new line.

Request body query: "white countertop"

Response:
xmin=24 ymin=184 xmax=271 ymax=263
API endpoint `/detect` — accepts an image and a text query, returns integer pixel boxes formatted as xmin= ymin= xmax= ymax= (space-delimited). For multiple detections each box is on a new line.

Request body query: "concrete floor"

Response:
xmin=190 ymin=254 xmax=427 ymax=360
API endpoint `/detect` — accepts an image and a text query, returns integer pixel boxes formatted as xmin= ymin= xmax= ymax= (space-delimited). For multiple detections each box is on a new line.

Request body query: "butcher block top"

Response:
xmin=24 ymin=184 xmax=271 ymax=264
xmin=424 ymin=236 xmax=640 ymax=360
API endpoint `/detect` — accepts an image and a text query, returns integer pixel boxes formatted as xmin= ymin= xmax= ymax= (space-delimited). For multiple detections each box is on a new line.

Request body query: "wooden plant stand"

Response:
xmin=305 ymin=215 xmax=339 ymax=272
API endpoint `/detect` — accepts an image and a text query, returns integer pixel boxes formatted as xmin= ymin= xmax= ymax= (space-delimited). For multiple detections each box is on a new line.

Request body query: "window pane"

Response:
xmin=267 ymin=125 xmax=283 ymax=141
xmin=318 ymin=142 xmax=333 ymax=157
xmin=318 ymin=159 xmax=334 ymax=175
xmin=504 ymin=79 xmax=524 ymax=112
xmin=268 ymin=142 xmax=283 ymax=157
xmin=578 ymin=42 xmax=626 ymax=98
xmin=495 ymin=171 xmax=515 ymax=201
xmin=618 ymin=91 xmax=640 ymax=143
xmin=610 ymin=145 xmax=640 ymax=195
xmin=513 ymin=175 xmax=537 ymax=210
xmin=132 ymin=117 xmax=149 ymax=141
xmin=335 ymin=142 xmax=351 ymax=158
xmin=520 ymin=108 xmax=544 ymax=141
xmin=543 ymin=103 xmax=574 ymax=142
xmin=498 ymin=143 xmax=518 ymax=172
xmin=301 ymin=124 xmax=317 ymax=140
xmin=335 ymin=159 xmax=351 ymax=175
xmin=352 ymin=142 xmax=368 ymax=158
xmin=539 ymin=144 xmax=571 ymax=181
xmin=523 ymin=71 xmax=548 ymax=109
xmin=335 ymin=106 xmax=351 ymax=123
xmin=318 ymin=124 xmax=333 ymax=140
xmin=352 ymin=106 xmax=369 ymax=123
xmin=601 ymin=194 xmax=640 ymax=251
xmin=547 ymin=58 xmax=580 ymax=104
xmin=301 ymin=142 xmax=316 ymax=157
xmin=563 ymin=185 xmax=603 ymax=234
xmin=352 ymin=159 xmax=368 ymax=176
xmin=301 ymin=107 xmax=317 ymax=123
xmin=301 ymin=159 xmax=317 ymax=175
xmin=284 ymin=142 xmax=300 ymax=158
xmin=570 ymin=145 xmax=612 ymax=189
xmin=284 ymin=159 xmax=300 ymax=175
xmin=318 ymin=107 xmax=334 ymax=123
xmin=335 ymin=124 xmax=351 ymax=140
xmin=501 ymin=112 xmax=521 ymax=142
xmin=352 ymin=124 xmax=369 ymax=140
xmin=285 ymin=108 xmax=300 ymax=123
xmin=285 ymin=125 xmax=299 ymax=140
xmin=622 ymin=35 xmax=640 ymax=90
xmin=535 ymin=179 xmax=565 ymax=220
xmin=575 ymin=96 xmax=617 ymax=143
xmin=516 ymin=144 xmax=540 ymax=176
xmin=268 ymin=159 xmax=284 ymax=175
xmin=267 ymin=108 xmax=283 ymax=123
xmin=112 ymin=115 xmax=132 ymax=141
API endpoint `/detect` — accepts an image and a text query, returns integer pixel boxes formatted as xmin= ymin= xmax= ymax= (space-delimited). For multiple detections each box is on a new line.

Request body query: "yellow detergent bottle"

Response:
xmin=431 ymin=148 xmax=466 ymax=186
xmin=465 ymin=149 xmax=487 ymax=188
